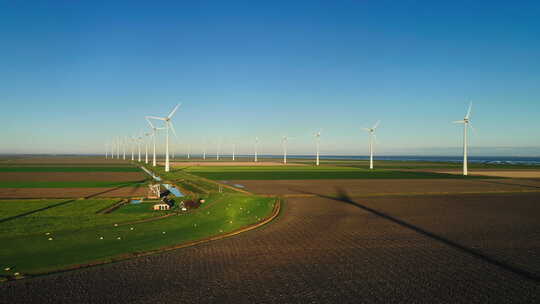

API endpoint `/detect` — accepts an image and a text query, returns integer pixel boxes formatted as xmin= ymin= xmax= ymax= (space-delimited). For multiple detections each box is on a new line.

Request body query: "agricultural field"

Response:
xmin=175 ymin=165 xmax=486 ymax=180
xmin=0 ymin=158 xmax=148 ymax=198
xmin=0 ymin=193 xmax=276 ymax=276
xmin=0 ymin=157 xmax=279 ymax=278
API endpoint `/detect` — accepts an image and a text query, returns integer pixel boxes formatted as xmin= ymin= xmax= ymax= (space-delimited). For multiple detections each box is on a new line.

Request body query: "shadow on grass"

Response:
xmin=290 ymin=187 xmax=540 ymax=283
xmin=0 ymin=180 xmax=148 ymax=224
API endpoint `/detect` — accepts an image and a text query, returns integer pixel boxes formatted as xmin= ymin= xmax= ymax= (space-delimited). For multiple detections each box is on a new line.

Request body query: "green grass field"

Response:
xmin=179 ymin=165 xmax=483 ymax=180
xmin=0 ymin=194 xmax=275 ymax=276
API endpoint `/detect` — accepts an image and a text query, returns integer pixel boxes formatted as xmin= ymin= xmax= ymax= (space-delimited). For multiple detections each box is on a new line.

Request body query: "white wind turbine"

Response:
xmin=453 ymin=102 xmax=474 ymax=176
xmin=254 ymin=137 xmax=259 ymax=162
xmin=146 ymin=118 xmax=164 ymax=167
xmin=147 ymin=103 xmax=181 ymax=172
xmin=314 ymin=129 xmax=322 ymax=166
xmin=137 ymin=132 xmax=143 ymax=162
xmin=105 ymin=144 xmax=108 ymax=159
xmin=144 ymin=132 xmax=150 ymax=164
xmin=116 ymin=137 xmax=121 ymax=159
xmin=363 ymin=121 xmax=380 ymax=170
xmin=216 ymin=140 xmax=222 ymax=161
xmin=130 ymin=136 xmax=136 ymax=161
xmin=187 ymin=143 xmax=191 ymax=159
xmin=232 ymin=143 xmax=236 ymax=161
xmin=122 ymin=137 xmax=126 ymax=160
xmin=203 ymin=141 xmax=207 ymax=160
xmin=281 ymin=136 xmax=293 ymax=164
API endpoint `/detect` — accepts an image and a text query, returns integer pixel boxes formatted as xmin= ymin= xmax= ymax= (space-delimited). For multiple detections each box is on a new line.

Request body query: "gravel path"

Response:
xmin=2 ymin=194 xmax=539 ymax=303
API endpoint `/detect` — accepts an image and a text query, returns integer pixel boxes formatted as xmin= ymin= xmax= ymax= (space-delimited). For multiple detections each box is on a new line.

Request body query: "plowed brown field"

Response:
xmin=231 ymin=178 xmax=540 ymax=196
xmin=0 ymin=172 xmax=146 ymax=182
xmin=0 ymin=186 xmax=147 ymax=199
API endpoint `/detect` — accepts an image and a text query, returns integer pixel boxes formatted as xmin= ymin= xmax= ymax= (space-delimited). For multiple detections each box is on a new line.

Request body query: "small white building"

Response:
xmin=153 ymin=203 xmax=170 ymax=211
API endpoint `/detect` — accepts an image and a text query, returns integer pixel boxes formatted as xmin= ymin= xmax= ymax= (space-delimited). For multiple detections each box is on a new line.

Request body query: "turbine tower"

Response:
xmin=137 ymin=132 xmax=142 ymax=162
xmin=363 ymin=121 xmax=380 ymax=170
xmin=144 ymin=133 xmax=150 ymax=164
xmin=105 ymin=144 xmax=108 ymax=159
xmin=130 ymin=136 xmax=136 ymax=161
xmin=216 ymin=141 xmax=221 ymax=161
xmin=116 ymin=137 xmax=120 ymax=159
xmin=122 ymin=138 xmax=126 ymax=160
xmin=281 ymin=136 xmax=290 ymax=164
xmin=146 ymin=118 xmax=163 ymax=167
xmin=254 ymin=137 xmax=259 ymax=162
xmin=453 ymin=102 xmax=473 ymax=176
xmin=314 ymin=130 xmax=321 ymax=166
xmin=232 ymin=143 xmax=236 ymax=161
xmin=147 ymin=103 xmax=181 ymax=172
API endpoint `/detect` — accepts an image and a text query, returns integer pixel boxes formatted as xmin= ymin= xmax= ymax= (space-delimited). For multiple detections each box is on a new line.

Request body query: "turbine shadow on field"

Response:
xmin=288 ymin=187 xmax=540 ymax=283
xmin=477 ymin=179 xmax=540 ymax=189
xmin=0 ymin=180 xmax=147 ymax=224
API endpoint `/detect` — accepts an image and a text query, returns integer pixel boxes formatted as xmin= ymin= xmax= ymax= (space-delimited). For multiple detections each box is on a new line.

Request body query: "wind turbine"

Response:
xmin=187 ymin=143 xmax=191 ymax=159
xmin=363 ymin=121 xmax=380 ymax=170
xmin=146 ymin=103 xmax=181 ymax=172
xmin=281 ymin=136 xmax=292 ymax=164
xmin=130 ymin=136 xmax=136 ymax=161
xmin=254 ymin=137 xmax=259 ymax=162
xmin=105 ymin=144 xmax=108 ymax=159
xmin=232 ymin=143 xmax=236 ymax=161
xmin=216 ymin=140 xmax=221 ymax=161
xmin=144 ymin=132 xmax=150 ymax=164
xmin=115 ymin=137 xmax=119 ymax=159
xmin=122 ymin=137 xmax=126 ymax=160
xmin=137 ymin=132 xmax=143 ymax=162
xmin=453 ymin=102 xmax=473 ymax=176
xmin=203 ymin=142 xmax=207 ymax=160
xmin=146 ymin=118 xmax=164 ymax=167
xmin=314 ymin=129 xmax=322 ymax=166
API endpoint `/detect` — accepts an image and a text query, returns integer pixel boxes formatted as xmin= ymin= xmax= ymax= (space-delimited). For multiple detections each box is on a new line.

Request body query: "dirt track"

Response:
xmin=2 ymin=192 xmax=539 ymax=303
xmin=0 ymin=186 xmax=147 ymax=199
xmin=0 ymin=172 xmax=146 ymax=182
xmin=230 ymin=178 xmax=540 ymax=196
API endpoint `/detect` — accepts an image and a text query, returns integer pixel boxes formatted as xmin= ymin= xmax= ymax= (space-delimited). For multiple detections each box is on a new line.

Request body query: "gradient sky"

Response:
xmin=1 ymin=1 xmax=539 ymax=156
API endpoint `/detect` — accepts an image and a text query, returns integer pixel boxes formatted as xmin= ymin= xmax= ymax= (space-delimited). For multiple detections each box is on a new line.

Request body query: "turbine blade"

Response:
xmin=372 ymin=120 xmax=380 ymax=129
xmin=465 ymin=102 xmax=472 ymax=119
xmin=147 ymin=116 xmax=166 ymax=121
xmin=146 ymin=117 xmax=155 ymax=129
xmin=169 ymin=122 xmax=178 ymax=139
xmin=168 ymin=103 xmax=181 ymax=119
xmin=452 ymin=120 xmax=465 ymax=124
xmin=468 ymin=122 xmax=477 ymax=134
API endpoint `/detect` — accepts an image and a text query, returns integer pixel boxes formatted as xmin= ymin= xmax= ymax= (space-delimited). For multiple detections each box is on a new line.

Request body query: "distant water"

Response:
xmin=232 ymin=155 xmax=540 ymax=165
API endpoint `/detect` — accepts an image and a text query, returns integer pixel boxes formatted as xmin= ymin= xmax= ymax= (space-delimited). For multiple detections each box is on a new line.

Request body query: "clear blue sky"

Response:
xmin=1 ymin=1 xmax=539 ymax=156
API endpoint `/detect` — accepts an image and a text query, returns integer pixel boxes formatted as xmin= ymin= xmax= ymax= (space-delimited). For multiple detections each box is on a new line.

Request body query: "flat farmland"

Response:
xmin=230 ymin=178 xmax=540 ymax=196
xmin=184 ymin=165 xmax=479 ymax=180
xmin=0 ymin=158 xmax=148 ymax=198
xmin=353 ymin=192 xmax=540 ymax=277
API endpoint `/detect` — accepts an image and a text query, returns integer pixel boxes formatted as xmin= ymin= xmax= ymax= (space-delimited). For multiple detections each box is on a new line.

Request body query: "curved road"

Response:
xmin=2 ymin=195 xmax=539 ymax=303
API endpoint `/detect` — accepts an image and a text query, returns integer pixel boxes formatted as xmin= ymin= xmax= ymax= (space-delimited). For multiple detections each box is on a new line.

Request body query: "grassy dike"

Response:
xmin=0 ymin=164 xmax=278 ymax=280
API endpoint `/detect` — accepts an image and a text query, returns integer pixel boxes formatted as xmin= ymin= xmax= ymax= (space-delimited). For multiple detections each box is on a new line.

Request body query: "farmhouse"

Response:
xmin=153 ymin=203 xmax=170 ymax=211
